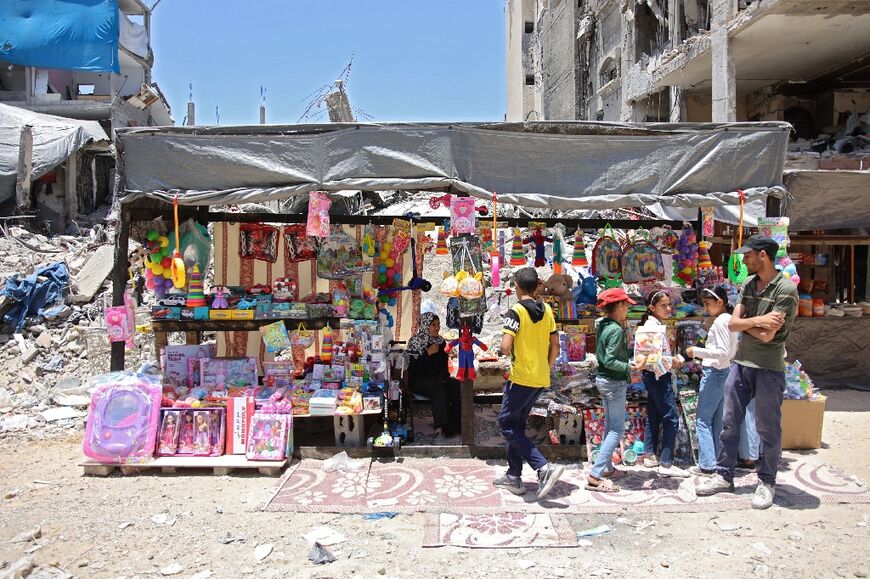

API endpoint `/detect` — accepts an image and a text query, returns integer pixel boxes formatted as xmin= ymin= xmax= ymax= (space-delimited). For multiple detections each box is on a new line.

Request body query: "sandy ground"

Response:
xmin=1 ymin=388 xmax=868 ymax=579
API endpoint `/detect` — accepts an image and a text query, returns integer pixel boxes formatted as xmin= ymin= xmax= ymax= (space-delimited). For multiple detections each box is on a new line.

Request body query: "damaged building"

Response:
xmin=506 ymin=0 xmax=870 ymax=136
xmin=0 ymin=0 xmax=173 ymax=232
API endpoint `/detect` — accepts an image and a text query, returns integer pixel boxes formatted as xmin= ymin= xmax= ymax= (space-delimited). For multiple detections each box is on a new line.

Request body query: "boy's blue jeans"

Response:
xmin=695 ymin=366 xmax=730 ymax=470
xmin=498 ymin=381 xmax=548 ymax=477
xmin=590 ymin=376 xmax=628 ymax=479
xmin=643 ymin=371 xmax=679 ymax=466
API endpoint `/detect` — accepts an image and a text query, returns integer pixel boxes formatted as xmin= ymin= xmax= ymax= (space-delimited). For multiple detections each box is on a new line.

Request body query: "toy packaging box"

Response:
xmin=245 ymin=413 xmax=290 ymax=461
xmin=200 ymin=357 xmax=258 ymax=391
xmin=227 ymin=396 xmax=255 ymax=454
xmin=161 ymin=344 xmax=216 ymax=388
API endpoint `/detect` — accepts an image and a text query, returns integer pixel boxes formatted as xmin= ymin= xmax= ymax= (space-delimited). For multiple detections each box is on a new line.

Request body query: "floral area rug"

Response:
xmin=263 ymin=457 xmax=870 ymax=514
xmin=422 ymin=513 xmax=578 ymax=548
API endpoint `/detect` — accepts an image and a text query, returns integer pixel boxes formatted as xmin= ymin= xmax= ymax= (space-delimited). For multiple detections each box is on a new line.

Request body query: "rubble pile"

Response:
xmin=0 ymin=219 xmax=149 ymax=438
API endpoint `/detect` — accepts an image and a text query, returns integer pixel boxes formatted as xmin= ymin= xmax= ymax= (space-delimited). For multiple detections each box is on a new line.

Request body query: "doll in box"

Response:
xmin=193 ymin=411 xmax=211 ymax=455
xmin=177 ymin=410 xmax=195 ymax=454
xmin=208 ymin=409 xmax=225 ymax=456
xmin=157 ymin=411 xmax=180 ymax=455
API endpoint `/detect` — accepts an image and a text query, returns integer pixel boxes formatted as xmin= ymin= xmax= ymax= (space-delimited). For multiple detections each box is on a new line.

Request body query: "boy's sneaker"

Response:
xmin=536 ymin=463 xmax=565 ymax=500
xmin=688 ymin=466 xmax=716 ymax=477
xmin=643 ymin=454 xmax=660 ymax=468
xmin=492 ymin=473 xmax=526 ymax=495
xmin=752 ymin=482 xmax=775 ymax=510
xmin=695 ymin=473 xmax=735 ymax=496
xmin=658 ymin=464 xmax=690 ymax=478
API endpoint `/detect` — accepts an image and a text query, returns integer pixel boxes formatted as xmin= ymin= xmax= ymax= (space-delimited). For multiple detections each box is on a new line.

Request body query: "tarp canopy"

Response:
xmin=115 ymin=121 xmax=791 ymax=211
xmin=783 ymin=170 xmax=870 ymax=231
xmin=0 ymin=103 xmax=110 ymax=203
xmin=0 ymin=0 xmax=120 ymax=72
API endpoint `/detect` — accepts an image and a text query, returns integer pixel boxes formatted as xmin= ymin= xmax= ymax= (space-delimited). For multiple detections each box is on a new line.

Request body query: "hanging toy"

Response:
xmin=572 ymin=229 xmax=588 ymax=267
xmin=697 ymin=240 xmax=713 ymax=270
xmin=444 ymin=325 xmax=488 ymax=381
xmin=509 ymin=228 xmax=526 ymax=266
xmin=775 ymin=246 xmax=800 ymax=286
xmin=490 ymin=192 xmax=500 ymax=287
xmin=523 ymin=226 xmax=552 ymax=268
xmin=458 ymin=270 xmax=484 ymax=299
xmin=498 ymin=230 xmax=506 ymax=267
xmin=551 ymin=223 xmax=566 ymax=274
xmin=728 ymin=190 xmax=749 ymax=285
xmin=362 ymin=224 xmax=376 ymax=257
xmin=170 ymin=195 xmax=187 ymax=289
xmin=439 ymin=272 xmax=460 ymax=297
xmin=672 ymin=222 xmax=699 ymax=287
xmin=435 ymin=225 xmax=449 ymax=255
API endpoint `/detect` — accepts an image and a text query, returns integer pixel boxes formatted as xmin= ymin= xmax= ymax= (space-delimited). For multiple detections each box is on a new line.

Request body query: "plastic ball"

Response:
xmin=393 ymin=273 xmax=402 ymax=282
xmin=378 ymin=264 xmax=387 ymax=274
xmin=385 ymin=258 xmax=394 ymax=268
xmin=151 ymin=263 xmax=164 ymax=276
xmin=161 ymin=257 xmax=171 ymax=268
xmin=388 ymin=297 xmax=397 ymax=306
xmin=687 ymin=234 xmax=697 ymax=243
xmin=158 ymin=236 xmax=169 ymax=248
xmin=378 ymin=274 xmax=387 ymax=285
xmin=160 ymin=246 xmax=170 ymax=257
xmin=383 ymin=242 xmax=392 ymax=252
xmin=379 ymin=251 xmax=388 ymax=261
xmin=145 ymin=276 xmax=156 ymax=291
xmin=149 ymin=253 xmax=162 ymax=264
xmin=146 ymin=230 xmax=159 ymax=241
xmin=154 ymin=286 xmax=166 ymax=297
xmin=162 ymin=269 xmax=172 ymax=279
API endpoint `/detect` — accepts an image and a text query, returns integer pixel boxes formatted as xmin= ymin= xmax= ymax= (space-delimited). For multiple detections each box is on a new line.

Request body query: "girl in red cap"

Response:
xmin=586 ymin=288 xmax=636 ymax=492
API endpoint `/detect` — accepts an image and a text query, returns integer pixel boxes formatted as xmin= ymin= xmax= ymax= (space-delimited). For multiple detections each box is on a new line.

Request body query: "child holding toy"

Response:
xmin=686 ymin=286 xmax=738 ymax=475
xmin=586 ymin=288 xmax=636 ymax=493
xmin=639 ymin=290 xmax=688 ymax=478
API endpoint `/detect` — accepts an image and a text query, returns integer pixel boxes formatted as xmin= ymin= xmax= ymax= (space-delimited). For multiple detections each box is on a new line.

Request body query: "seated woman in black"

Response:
xmin=407 ymin=312 xmax=461 ymax=437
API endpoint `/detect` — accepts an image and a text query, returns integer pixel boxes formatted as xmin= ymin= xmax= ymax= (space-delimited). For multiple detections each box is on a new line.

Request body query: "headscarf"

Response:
xmin=406 ymin=312 xmax=444 ymax=358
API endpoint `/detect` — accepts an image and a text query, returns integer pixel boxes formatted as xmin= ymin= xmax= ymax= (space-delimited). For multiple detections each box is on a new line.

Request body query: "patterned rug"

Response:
xmin=264 ymin=456 xmax=870 ymax=514
xmin=405 ymin=403 xmax=550 ymax=447
xmin=422 ymin=513 xmax=577 ymax=548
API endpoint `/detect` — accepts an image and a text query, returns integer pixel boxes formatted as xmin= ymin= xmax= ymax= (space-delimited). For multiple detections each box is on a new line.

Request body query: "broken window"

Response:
xmin=784 ymin=106 xmax=815 ymax=141
xmin=524 ymin=21 xmax=534 ymax=34
xmin=77 ymin=84 xmax=95 ymax=96
xmin=599 ymin=58 xmax=618 ymax=86
xmin=525 ymin=74 xmax=535 ymax=86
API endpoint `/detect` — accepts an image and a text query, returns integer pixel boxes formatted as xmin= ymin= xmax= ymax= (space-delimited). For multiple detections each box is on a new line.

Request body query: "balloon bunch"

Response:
xmin=775 ymin=246 xmax=800 ymax=286
xmin=143 ymin=229 xmax=181 ymax=297
xmin=673 ymin=223 xmax=699 ymax=287
xmin=375 ymin=238 xmax=402 ymax=307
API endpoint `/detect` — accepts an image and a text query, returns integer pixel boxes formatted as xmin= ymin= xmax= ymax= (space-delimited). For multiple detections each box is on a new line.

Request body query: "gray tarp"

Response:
xmin=115 ymin=121 xmax=791 ymax=209
xmin=783 ymin=170 xmax=870 ymax=231
xmin=0 ymin=103 xmax=109 ymax=203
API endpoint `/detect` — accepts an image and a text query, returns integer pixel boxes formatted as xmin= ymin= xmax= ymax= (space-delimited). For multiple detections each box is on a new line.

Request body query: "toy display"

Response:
xmin=591 ymin=224 xmax=623 ymax=283
xmin=584 ymin=405 xmax=646 ymax=466
xmin=185 ymin=265 xmax=207 ymax=308
xmin=318 ymin=230 xmax=372 ymax=279
xmin=306 ymin=191 xmax=332 ymax=237
xmin=82 ymin=372 xmax=162 ymax=464
xmin=621 ymin=231 xmax=664 ymax=283
xmin=572 ymin=229 xmax=588 ymax=266
xmin=246 ymin=414 xmax=290 ymax=460
xmin=445 ymin=325 xmax=488 ymax=381
xmin=435 ymin=225 xmax=449 ymax=255
xmin=509 ymin=228 xmax=526 ymax=266
xmin=259 ymin=320 xmax=292 ymax=353
xmin=697 ymin=240 xmax=713 ymax=270
xmin=156 ymin=410 xmax=180 ymax=455
xmin=758 ymin=217 xmax=800 ymax=286
xmin=239 ymin=222 xmax=279 ymax=263
xmin=673 ymin=223 xmax=699 ymax=287
xmin=200 ymin=357 xmax=258 ymax=390
xmin=551 ymin=223 xmax=566 ymax=273
xmin=449 ymin=196 xmax=477 ymax=235
xmin=542 ymin=273 xmax=576 ymax=320
xmin=524 ymin=225 xmax=551 ymax=268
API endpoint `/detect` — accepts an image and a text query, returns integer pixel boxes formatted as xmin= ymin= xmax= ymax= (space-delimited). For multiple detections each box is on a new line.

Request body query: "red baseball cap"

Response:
xmin=596 ymin=288 xmax=637 ymax=308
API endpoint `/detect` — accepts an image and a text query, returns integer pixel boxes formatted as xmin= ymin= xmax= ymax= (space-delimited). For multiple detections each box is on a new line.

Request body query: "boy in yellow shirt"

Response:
xmin=493 ymin=267 xmax=565 ymax=499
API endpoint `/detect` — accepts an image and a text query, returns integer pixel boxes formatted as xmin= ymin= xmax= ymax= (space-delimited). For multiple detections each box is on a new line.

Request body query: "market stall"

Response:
xmin=91 ymin=121 xmax=801 ymax=471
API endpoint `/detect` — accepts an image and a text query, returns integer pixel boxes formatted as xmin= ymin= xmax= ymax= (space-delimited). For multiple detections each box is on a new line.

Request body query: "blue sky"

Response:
xmin=151 ymin=1 xmax=506 ymax=126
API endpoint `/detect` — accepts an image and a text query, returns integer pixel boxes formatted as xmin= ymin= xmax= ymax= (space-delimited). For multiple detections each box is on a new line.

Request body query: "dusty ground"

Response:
xmin=1 ymin=389 xmax=868 ymax=579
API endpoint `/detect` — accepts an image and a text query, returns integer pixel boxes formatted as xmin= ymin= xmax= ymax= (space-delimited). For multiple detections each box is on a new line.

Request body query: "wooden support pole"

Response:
xmin=851 ymin=245 xmax=855 ymax=304
xmin=16 ymin=125 xmax=33 ymax=210
xmin=110 ymin=206 xmax=131 ymax=372
xmin=65 ymin=151 xmax=78 ymax=229
xmin=460 ymin=378 xmax=474 ymax=446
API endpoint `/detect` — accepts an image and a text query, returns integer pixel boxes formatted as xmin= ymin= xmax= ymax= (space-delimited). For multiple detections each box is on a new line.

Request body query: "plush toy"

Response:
xmin=523 ymin=227 xmax=552 ymax=268
xmin=542 ymin=273 xmax=576 ymax=320
xmin=573 ymin=273 xmax=598 ymax=306
xmin=445 ymin=325 xmax=488 ymax=381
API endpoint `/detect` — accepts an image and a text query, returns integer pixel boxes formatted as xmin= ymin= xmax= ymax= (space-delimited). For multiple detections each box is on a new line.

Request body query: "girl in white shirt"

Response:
xmin=686 ymin=286 xmax=738 ymax=475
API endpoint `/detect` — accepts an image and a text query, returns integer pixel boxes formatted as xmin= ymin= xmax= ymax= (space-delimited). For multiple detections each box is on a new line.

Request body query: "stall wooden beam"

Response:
xmin=151 ymin=318 xmax=341 ymax=333
xmin=110 ymin=206 xmax=131 ymax=372
xmin=460 ymin=378 xmax=475 ymax=446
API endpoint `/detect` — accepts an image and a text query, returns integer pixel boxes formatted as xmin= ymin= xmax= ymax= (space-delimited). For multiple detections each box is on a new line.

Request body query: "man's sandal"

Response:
xmin=586 ymin=477 xmax=620 ymax=493
xmin=602 ymin=468 xmax=627 ymax=480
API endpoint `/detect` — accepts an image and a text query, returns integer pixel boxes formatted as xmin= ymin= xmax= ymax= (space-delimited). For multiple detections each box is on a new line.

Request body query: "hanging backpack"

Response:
xmin=621 ymin=230 xmax=664 ymax=283
xmin=590 ymin=224 xmax=623 ymax=280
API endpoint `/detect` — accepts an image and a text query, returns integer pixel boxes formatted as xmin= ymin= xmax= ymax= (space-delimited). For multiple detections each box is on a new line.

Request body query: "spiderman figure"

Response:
xmin=445 ymin=325 xmax=488 ymax=381
xmin=523 ymin=227 xmax=552 ymax=267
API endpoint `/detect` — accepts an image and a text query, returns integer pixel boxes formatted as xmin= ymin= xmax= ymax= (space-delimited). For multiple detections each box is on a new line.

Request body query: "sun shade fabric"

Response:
xmin=0 ymin=0 xmax=120 ymax=72
xmin=115 ymin=122 xmax=791 ymax=210
xmin=783 ymin=170 xmax=870 ymax=231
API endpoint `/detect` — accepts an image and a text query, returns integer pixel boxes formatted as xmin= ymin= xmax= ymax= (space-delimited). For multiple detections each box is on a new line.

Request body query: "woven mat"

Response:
xmin=264 ymin=456 xmax=870 ymax=514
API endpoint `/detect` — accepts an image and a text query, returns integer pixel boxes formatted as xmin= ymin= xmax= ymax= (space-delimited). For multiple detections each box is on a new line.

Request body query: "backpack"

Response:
xmin=591 ymin=224 xmax=623 ymax=280
xmin=621 ymin=230 xmax=664 ymax=283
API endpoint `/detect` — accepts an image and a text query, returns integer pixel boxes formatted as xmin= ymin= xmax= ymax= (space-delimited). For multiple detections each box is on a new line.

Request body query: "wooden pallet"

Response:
xmin=80 ymin=455 xmax=288 ymax=476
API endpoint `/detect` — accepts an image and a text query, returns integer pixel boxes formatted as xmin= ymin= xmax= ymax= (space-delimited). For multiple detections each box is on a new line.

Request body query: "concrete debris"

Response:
xmin=51 ymin=393 xmax=90 ymax=407
xmin=160 ymin=562 xmax=183 ymax=576
xmin=39 ymin=407 xmax=85 ymax=422
xmin=254 ymin=543 xmax=273 ymax=562
xmin=69 ymin=245 xmax=114 ymax=304
xmin=8 ymin=526 xmax=41 ymax=543
xmin=2 ymin=556 xmax=35 ymax=579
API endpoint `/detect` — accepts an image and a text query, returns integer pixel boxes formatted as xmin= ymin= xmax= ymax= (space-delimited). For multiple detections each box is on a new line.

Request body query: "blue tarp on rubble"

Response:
xmin=0 ymin=0 xmax=120 ymax=72
xmin=2 ymin=262 xmax=69 ymax=331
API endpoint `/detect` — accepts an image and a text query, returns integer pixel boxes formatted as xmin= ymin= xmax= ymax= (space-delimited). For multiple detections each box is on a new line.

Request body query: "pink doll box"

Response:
xmin=161 ymin=344 xmax=215 ymax=388
xmin=245 ymin=413 xmax=289 ymax=461
xmin=200 ymin=357 xmax=259 ymax=391
xmin=209 ymin=408 xmax=226 ymax=456
xmin=192 ymin=410 xmax=212 ymax=456
xmin=175 ymin=409 xmax=196 ymax=454
xmin=82 ymin=373 xmax=162 ymax=464
xmin=156 ymin=410 xmax=181 ymax=456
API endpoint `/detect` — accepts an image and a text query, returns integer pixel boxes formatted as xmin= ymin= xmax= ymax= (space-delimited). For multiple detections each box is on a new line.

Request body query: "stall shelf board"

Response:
xmin=80 ymin=455 xmax=288 ymax=476
xmin=291 ymin=409 xmax=382 ymax=420
xmin=297 ymin=445 xmax=475 ymax=460
xmin=151 ymin=318 xmax=342 ymax=333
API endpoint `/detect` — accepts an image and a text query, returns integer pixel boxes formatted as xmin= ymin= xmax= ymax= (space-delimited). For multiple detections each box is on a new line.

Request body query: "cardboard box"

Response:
xmin=209 ymin=310 xmax=232 ymax=320
xmin=227 ymin=396 xmax=255 ymax=454
xmin=152 ymin=306 xmax=181 ymax=320
xmin=781 ymin=396 xmax=826 ymax=450
xmin=231 ymin=309 xmax=255 ymax=320
xmin=161 ymin=344 xmax=216 ymax=388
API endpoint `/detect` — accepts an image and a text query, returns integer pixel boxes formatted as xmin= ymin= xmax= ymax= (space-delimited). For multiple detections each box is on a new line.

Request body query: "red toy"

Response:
xmin=445 ymin=325 xmax=488 ymax=381
xmin=523 ymin=227 xmax=552 ymax=267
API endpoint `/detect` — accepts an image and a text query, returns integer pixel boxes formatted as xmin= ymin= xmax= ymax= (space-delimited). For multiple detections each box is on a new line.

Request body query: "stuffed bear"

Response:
xmin=542 ymin=274 xmax=577 ymax=320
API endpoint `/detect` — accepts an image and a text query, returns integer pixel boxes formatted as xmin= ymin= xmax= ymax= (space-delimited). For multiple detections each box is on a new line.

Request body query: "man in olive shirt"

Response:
xmin=696 ymin=235 xmax=798 ymax=509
